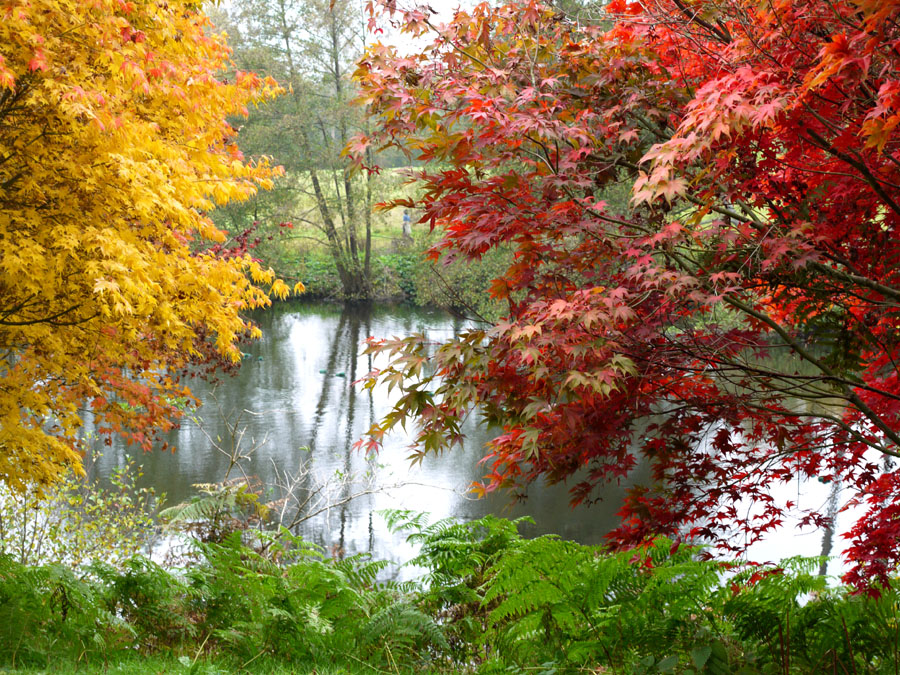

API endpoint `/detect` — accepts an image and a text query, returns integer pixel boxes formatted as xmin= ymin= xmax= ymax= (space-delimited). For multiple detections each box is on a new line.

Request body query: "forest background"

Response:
xmin=204 ymin=0 xmax=515 ymax=321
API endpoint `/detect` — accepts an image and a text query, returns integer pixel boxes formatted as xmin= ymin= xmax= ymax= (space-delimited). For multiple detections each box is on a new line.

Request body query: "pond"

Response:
xmin=85 ymin=300 xmax=847 ymax=574
xmin=84 ymin=301 xmax=649 ymax=570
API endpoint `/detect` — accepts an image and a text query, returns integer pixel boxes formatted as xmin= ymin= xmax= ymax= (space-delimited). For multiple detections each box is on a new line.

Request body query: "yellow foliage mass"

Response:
xmin=0 ymin=0 xmax=290 ymax=489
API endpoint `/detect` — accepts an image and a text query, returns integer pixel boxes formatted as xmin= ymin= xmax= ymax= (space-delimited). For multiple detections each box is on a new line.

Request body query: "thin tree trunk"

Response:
xmin=309 ymin=164 xmax=352 ymax=291
xmin=364 ymin=145 xmax=373 ymax=279
xmin=818 ymin=477 xmax=842 ymax=577
xmin=317 ymin=118 xmax=348 ymax=231
xmin=344 ymin=170 xmax=358 ymax=260
xmin=329 ymin=7 xmax=362 ymax=290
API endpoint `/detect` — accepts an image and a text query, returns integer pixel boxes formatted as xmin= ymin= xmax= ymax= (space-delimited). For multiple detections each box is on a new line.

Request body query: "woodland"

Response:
xmin=1 ymin=0 xmax=900 ymax=671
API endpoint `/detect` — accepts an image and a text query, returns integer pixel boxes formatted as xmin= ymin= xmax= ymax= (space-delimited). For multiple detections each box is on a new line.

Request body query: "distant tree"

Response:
xmin=0 ymin=0 xmax=291 ymax=488
xmin=354 ymin=0 xmax=900 ymax=588
xmin=212 ymin=0 xmax=376 ymax=299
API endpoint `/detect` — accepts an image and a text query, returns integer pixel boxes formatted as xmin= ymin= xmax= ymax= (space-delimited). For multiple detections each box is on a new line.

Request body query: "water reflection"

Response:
xmin=86 ymin=301 xmax=633 ymax=568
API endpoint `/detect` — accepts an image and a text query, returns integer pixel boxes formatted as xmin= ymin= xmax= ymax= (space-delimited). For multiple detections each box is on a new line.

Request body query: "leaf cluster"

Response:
xmin=0 ymin=457 xmax=158 ymax=568
xmin=0 ymin=532 xmax=448 ymax=672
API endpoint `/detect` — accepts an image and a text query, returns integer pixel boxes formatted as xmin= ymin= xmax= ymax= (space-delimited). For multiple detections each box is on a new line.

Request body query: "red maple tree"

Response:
xmin=352 ymin=0 xmax=900 ymax=588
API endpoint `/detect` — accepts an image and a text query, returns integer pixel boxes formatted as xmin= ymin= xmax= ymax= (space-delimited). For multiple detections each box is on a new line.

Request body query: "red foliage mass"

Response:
xmin=354 ymin=0 xmax=900 ymax=589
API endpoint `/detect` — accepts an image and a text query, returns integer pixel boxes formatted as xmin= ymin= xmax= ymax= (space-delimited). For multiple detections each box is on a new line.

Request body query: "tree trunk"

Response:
xmin=308 ymin=164 xmax=353 ymax=292
xmin=364 ymin=145 xmax=373 ymax=280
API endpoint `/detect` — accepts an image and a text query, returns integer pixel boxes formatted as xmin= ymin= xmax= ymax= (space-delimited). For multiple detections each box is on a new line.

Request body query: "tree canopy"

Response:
xmin=354 ymin=0 xmax=900 ymax=587
xmin=0 ymin=0 xmax=294 ymax=489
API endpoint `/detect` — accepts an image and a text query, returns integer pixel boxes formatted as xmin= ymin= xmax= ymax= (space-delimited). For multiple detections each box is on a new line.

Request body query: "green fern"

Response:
xmin=362 ymin=601 xmax=450 ymax=656
xmin=2 ymin=511 xmax=899 ymax=674
xmin=384 ymin=510 xmax=535 ymax=665
xmin=160 ymin=480 xmax=268 ymax=543
xmin=0 ymin=555 xmax=117 ymax=666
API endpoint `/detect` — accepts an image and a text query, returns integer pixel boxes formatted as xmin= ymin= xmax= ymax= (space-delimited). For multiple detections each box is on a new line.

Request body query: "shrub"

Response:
xmin=296 ymin=252 xmax=344 ymax=300
xmin=0 ymin=555 xmax=117 ymax=667
xmin=409 ymin=244 xmax=511 ymax=322
xmin=0 ymin=456 xmax=158 ymax=568
xmin=1 ymin=509 xmax=899 ymax=674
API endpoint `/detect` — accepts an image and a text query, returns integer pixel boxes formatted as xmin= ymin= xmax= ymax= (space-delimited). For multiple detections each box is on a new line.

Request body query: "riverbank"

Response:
xmin=282 ymin=242 xmax=510 ymax=323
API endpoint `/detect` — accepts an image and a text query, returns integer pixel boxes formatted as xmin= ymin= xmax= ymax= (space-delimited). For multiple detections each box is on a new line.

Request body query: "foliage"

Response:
xmin=383 ymin=510 xmax=536 ymax=665
xmin=0 ymin=555 xmax=122 ymax=667
xmin=1 ymin=513 xmax=900 ymax=673
xmin=297 ymin=251 xmax=358 ymax=300
xmin=393 ymin=513 xmax=900 ymax=674
xmin=353 ymin=0 xmax=900 ymax=587
xmin=193 ymin=533 xmax=404 ymax=665
xmin=296 ymin=248 xmax=495 ymax=303
xmin=90 ymin=556 xmax=198 ymax=651
xmin=160 ymin=477 xmax=272 ymax=545
xmin=0 ymin=534 xmax=449 ymax=671
xmin=0 ymin=0 xmax=298 ymax=488
xmin=0 ymin=456 xmax=158 ymax=568
xmin=409 ymin=243 xmax=512 ymax=323
xmin=378 ymin=252 xmax=420 ymax=299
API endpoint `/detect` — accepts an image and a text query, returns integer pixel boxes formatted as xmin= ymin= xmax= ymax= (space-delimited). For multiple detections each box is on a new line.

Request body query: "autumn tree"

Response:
xmin=354 ymin=0 xmax=900 ymax=587
xmin=0 ymin=0 xmax=296 ymax=489
xmin=211 ymin=0 xmax=376 ymax=299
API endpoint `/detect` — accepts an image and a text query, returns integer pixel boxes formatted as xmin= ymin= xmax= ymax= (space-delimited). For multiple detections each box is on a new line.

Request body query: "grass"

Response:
xmin=0 ymin=654 xmax=411 ymax=674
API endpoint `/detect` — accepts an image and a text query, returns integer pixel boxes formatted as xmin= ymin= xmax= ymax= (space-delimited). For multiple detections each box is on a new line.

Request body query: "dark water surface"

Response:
xmin=86 ymin=301 xmax=644 ymax=568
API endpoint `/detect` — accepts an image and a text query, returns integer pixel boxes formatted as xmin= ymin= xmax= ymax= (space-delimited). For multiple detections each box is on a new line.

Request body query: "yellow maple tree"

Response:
xmin=0 ymin=0 xmax=296 ymax=489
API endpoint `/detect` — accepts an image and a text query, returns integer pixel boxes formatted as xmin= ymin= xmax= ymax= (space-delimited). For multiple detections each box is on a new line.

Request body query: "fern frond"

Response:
xmin=362 ymin=601 xmax=450 ymax=653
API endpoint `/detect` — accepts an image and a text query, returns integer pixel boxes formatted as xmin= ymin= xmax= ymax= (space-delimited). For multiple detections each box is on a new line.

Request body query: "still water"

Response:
xmin=86 ymin=301 xmax=644 ymax=568
xmin=85 ymin=301 xmax=848 ymax=574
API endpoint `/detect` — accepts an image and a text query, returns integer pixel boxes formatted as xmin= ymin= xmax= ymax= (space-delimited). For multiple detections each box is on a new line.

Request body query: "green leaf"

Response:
xmin=657 ymin=655 xmax=678 ymax=672
xmin=691 ymin=645 xmax=712 ymax=668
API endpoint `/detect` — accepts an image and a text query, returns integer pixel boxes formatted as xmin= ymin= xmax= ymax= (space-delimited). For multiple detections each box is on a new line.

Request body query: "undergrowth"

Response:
xmin=1 ymin=512 xmax=899 ymax=673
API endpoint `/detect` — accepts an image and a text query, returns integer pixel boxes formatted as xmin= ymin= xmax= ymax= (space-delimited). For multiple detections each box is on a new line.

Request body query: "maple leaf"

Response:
xmin=27 ymin=49 xmax=47 ymax=72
